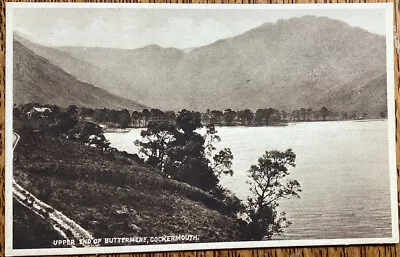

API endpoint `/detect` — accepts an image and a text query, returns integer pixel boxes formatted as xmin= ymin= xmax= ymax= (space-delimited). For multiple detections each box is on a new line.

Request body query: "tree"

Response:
xmin=237 ymin=109 xmax=254 ymax=126
xmin=13 ymin=105 xmax=22 ymax=119
xmin=149 ymin=108 xmax=165 ymax=122
xmin=212 ymin=148 xmax=234 ymax=177
xmin=281 ymin=111 xmax=287 ymax=122
xmin=299 ymin=108 xmax=307 ymax=122
xmin=68 ymin=121 xmax=110 ymax=150
xmin=142 ymin=109 xmax=150 ymax=126
xmin=50 ymin=108 xmax=79 ymax=135
xmin=204 ymin=123 xmax=221 ymax=156
xmin=80 ymin=107 xmax=95 ymax=118
xmin=136 ymin=110 xmax=234 ymax=193
xmin=165 ymin=110 xmax=217 ymax=190
xmin=319 ymin=107 xmax=330 ymax=121
xmin=106 ymin=109 xmax=119 ymax=123
xmin=306 ymin=108 xmax=313 ymax=121
xmin=165 ymin=111 xmax=176 ymax=124
xmin=269 ymin=108 xmax=281 ymax=124
xmin=223 ymin=109 xmax=237 ymax=126
xmin=118 ymin=109 xmax=131 ymax=128
xmin=131 ymin=111 xmax=142 ymax=127
xmin=135 ymin=121 xmax=176 ymax=171
xmin=245 ymin=149 xmax=301 ymax=240
xmin=93 ymin=109 xmax=107 ymax=123
xmin=175 ymin=109 xmax=202 ymax=133
xmin=210 ymin=110 xmax=223 ymax=124
xmin=361 ymin=111 xmax=368 ymax=120
xmin=350 ymin=112 xmax=358 ymax=120
xmin=291 ymin=110 xmax=300 ymax=122
xmin=203 ymin=124 xmax=234 ymax=178
xmin=255 ymin=109 xmax=264 ymax=125
xmin=342 ymin=111 xmax=348 ymax=120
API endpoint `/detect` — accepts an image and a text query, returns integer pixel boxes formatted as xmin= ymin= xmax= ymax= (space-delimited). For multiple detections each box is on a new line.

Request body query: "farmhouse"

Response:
xmin=27 ymin=107 xmax=53 ymax=119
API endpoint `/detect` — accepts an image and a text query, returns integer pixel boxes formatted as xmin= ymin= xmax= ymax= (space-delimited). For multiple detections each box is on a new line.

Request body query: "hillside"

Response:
xmin=13 ymin=118 xmax=243 ymax=247
xmin=20 ymin=15 xmax=388 ymax=116
xmin=315 ymin=73 xmax=388 ymax=116
xmin=13 ymin=39 xmax=147 ymax=110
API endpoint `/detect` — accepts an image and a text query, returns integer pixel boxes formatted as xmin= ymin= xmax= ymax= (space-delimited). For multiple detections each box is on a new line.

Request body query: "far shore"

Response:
xmin=102 ymin=118 xmax=388 ymax=133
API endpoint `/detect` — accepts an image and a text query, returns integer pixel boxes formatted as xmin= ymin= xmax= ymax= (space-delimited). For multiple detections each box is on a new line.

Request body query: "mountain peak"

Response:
xmin=136 ymin=44 xmax=186 ymax=56
xmin=141 ymin=44 xmax=163 ymax=50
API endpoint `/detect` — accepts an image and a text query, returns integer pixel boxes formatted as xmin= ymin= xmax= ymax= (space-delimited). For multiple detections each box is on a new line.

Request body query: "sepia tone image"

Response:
xmin=5 ymin=3 xmax=398 ymax=256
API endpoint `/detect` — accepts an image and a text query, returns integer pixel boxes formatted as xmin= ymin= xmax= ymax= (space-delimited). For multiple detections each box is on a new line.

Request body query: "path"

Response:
xmin=12 ymin=131 xmax=97 ymax=247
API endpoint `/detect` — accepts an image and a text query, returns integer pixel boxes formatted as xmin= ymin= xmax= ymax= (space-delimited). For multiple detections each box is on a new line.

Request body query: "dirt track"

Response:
xmin=13 ymin=180 xmax=96 ymax=247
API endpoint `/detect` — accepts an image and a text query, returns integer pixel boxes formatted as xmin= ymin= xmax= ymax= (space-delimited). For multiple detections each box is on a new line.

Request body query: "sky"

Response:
xmin=12 ymin=5 xmax=388 ymax=50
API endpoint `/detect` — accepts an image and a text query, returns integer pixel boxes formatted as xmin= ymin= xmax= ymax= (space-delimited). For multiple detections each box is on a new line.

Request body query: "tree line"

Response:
xmin=15 ymin=103 xmax=386 ymax=129
xmin=78 ymin=106 xmax=387 ymax=129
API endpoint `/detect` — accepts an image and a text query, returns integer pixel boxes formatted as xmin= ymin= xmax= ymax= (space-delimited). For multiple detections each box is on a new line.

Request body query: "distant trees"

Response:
xmin=244 ymin=149 xmax=301 ymax=240
xmin=251 ymin=108 xmax=283 ymax=126
xmin=81 ymin=107 xmax=177 ymax=128
xmin=200 ymin=106 xmax=378 ymax=125
xmin=14 ymin=103 xmax=386 ymax=133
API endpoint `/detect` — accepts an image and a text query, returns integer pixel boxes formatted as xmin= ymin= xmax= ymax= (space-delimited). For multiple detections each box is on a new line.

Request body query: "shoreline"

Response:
xmin=103 ymin=119 xmax=388 ymax=133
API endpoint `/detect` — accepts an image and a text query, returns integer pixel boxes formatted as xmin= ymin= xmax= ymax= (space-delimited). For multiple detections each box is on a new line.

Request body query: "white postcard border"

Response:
xmin=4 ymin=3 xmax=398 ymax=256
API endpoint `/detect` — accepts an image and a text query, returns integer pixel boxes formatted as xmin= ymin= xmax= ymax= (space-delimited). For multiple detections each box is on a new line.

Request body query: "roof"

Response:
xmin=31 ymin=107 xmax=52 ymax=113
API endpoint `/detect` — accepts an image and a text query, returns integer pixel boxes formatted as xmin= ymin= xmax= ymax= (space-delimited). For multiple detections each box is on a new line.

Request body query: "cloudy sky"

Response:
xmin=12 ymin=5 xmax=388 ymax=50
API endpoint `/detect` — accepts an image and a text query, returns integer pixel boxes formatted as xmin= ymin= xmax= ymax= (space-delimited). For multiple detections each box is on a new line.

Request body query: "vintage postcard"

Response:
xmin=4 ymin=2 xmax=398 ymax=256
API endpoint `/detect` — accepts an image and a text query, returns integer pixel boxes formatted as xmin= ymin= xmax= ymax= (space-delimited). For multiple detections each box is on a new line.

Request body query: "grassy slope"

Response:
xmin=13 ymin=199 xmax=63 ymax=249
xmin=13 ymin=121 xmax=242 ymax=246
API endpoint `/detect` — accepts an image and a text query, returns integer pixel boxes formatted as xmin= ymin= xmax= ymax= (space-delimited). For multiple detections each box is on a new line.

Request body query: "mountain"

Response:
xmin=21 ymin=15 xmax=388 ymax=115
xmin=13 ymin=32 xmax=143 ymax=103
xmin=57 ymin=44 xmax=186 ymax=104
xmin=13 ymin=39 xmax=148 ymax=110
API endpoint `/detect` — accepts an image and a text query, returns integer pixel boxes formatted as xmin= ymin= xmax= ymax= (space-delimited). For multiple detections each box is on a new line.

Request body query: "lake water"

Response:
xmin=104 ymin=120 xmax=393 ymax=240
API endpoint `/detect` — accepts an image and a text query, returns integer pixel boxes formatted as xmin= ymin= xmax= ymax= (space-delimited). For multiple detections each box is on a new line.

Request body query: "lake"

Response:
xmin=104 ymin=120 xmax=393 ymax=240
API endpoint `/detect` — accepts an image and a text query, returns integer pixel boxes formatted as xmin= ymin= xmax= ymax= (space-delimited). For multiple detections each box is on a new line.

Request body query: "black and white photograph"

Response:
xmin=4 ymin=3 xmax=398 ymax=256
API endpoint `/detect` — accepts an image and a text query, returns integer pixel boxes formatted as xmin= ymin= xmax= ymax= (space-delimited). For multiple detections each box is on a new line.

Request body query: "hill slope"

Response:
xmin=13 ymin=119 xmax=243 ymax=245
xmin=13 ymin=39 xmax=147 ymax=110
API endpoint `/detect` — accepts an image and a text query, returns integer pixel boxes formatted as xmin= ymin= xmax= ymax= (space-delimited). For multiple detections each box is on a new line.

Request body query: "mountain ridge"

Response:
xmin=14 ymin=15 xmax=388 ymax=116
